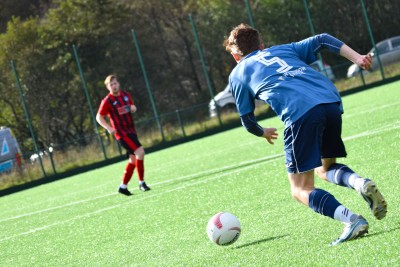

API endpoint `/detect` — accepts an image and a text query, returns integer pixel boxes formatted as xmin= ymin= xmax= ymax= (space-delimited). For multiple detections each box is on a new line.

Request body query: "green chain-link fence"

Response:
xmin=1 ymin=0 xmax=399 ymax=193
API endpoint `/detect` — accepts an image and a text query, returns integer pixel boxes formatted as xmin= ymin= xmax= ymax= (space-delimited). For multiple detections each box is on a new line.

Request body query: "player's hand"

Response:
xmin=108 ymin=128 xmax=116 ymax=135
xmin=357 ymin=53 xmax=372 ymax=70
xmin=130 ymin=105 xmax=137 ymax=113
xmin=262 ymin=128 xmax=278 ymax=144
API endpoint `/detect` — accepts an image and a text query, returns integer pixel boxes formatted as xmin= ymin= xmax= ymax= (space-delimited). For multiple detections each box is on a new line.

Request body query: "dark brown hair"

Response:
xmin=224 ymin=23 xmax=262 ymax=56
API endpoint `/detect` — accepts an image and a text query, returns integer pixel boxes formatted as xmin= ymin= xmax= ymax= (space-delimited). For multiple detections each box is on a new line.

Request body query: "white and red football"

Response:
xmin=206 ymin=212 xmax=241 ymax=246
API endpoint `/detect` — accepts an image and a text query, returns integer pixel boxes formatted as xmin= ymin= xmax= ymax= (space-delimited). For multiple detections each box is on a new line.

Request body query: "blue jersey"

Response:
xmin=229 ymin=33 xmax=344 ymax=127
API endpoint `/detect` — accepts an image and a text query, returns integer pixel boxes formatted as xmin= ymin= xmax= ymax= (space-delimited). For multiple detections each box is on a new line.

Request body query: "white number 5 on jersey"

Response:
xmin=253 ymin=51 xmax=293 ymax=73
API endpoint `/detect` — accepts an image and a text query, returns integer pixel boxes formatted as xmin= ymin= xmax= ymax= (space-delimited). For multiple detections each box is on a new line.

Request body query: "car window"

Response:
xmin=376 ymin=42 xmax=390 ymax=55
xmin=390 ymin=37 xmax=400 ymax=50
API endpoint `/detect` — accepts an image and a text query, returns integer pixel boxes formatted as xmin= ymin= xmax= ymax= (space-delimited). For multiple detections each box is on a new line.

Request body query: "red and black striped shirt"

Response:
xmin=98 ymin=90 xmax=136 ymax=140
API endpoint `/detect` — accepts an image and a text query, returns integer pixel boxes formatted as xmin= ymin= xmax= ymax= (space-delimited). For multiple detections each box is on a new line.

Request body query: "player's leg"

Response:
xmin=288 ymin=170 xmax=360 ymax=226
xmin=285 ymin=104 xmax=368 ymax=245
xmin=314 ymin=103 xmax=387 ymax=219
xmin=122 ymin=155 xmax=136 ymax=186
xmin=134 ymin=146 xmax=144 ymax=183
xmin=316 ymin=159 xmax=387 ymax=220
xmin=316 ymin=158 xmax=364 ymax=189
xmin=123 ymin=133 xmax=151 ymax=192
xmin=134 ymin=146 xmax=145 ymax=160
xmin=288 ymin=171 xmax=368 ymax=246
xmin=116 ymin=137 xmax=136 ymax=196
xmin=133 ymin=146 xmax=150 ymax=191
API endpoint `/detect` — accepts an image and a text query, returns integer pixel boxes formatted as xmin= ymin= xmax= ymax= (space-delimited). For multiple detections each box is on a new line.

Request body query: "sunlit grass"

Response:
xmin=0 ymin=81 xmax=399 ymax=266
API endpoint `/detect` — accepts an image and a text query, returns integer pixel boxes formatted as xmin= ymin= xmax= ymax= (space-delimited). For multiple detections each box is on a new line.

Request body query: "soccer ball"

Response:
xmin=206 ymin=212 xmax=241 ymax=246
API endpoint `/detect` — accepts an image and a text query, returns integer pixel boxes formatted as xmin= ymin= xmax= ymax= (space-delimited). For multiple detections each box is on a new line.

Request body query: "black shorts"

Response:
xmin=117 ymin=133 xmax=142 ymax=155
xmin=283 ymin=102 xmax=347 ymax=173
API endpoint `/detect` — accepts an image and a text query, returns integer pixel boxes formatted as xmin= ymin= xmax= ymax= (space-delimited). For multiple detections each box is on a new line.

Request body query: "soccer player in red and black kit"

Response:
xmin=96 ymin=74 xmax=151 ymax=196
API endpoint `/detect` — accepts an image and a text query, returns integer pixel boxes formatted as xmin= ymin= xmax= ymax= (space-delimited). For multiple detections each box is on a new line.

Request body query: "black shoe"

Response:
xmin=118 ymin=187 xmax=133 ymax=196
xmin=139 ymin=182 xmax=151 ymax=192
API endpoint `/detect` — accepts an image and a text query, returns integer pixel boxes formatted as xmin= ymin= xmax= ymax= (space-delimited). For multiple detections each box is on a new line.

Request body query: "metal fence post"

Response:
xmin=11 ymin=60 xmax=47 ymax=178
xmin=175 ymin=109 xmax=186 ymax=138
xmin=302 ymin=0 xmax=329 ymax=78
xmin=360 ymin=0 xmax=385 ymax=80
xmin=131 ymin=29 xmax=165 ymax=142
xmin=72 ymin=45 xmax=108 ymax=160
xmin=188 ymin=14 xmax=222 ymax=127
xmin=244 ymin=0 xmax=255 ymax=28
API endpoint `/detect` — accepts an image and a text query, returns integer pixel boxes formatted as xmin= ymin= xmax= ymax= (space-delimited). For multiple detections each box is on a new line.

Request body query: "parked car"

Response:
xmin=209 ymin=85 xmax=237 ymax=117
xmin=209 ymin=85 xmax=264 ymax=117
xmin=310 ymin=59 xmax=336 ymax=81
xmin=0 ymin=127 xmax=22 ymax=174
xmin=347 ymin=35 xmax=400 ymax=78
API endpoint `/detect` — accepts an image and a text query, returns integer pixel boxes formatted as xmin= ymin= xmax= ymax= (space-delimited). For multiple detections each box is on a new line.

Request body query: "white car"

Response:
xmin=209 ymin=85 xmax=264 ymax=117
xmin=347 ymin=35 xmax=400 ymax=78
xmin=209 ymin=85 xmax=237 ymax=117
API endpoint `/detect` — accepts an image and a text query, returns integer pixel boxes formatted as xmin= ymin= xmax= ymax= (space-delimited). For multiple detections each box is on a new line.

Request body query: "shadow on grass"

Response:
xmin=363 ymin=225 xmax=400 ymax=239
xmin=234 ymin=235 xmax=288 ymax=249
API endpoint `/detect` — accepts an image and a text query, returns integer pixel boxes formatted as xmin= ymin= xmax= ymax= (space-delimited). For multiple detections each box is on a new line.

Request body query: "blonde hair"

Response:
xmin=104 ymin=74 xmax=117 ymax=85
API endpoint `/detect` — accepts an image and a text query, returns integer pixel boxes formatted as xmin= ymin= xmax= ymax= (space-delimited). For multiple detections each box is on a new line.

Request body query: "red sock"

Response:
xmin=136 ymin=159 xmax=144 ymax=182
xmin=122 ymin=162 xmax=135 ymax=185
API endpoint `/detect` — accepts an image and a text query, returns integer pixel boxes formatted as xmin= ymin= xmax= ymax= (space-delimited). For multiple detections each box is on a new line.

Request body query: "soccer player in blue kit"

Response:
xmin=224 ymin=24 xmax=387 ymax=245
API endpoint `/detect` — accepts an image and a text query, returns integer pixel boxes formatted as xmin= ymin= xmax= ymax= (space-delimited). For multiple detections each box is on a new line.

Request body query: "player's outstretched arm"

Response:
xmin=339 ymin=44 xmax=372 ymax=70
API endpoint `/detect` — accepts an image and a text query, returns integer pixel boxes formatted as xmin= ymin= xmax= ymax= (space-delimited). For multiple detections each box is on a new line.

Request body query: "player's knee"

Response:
xmin=315 ymin=167 xmax=325 ymax=178
xmin=290 ymin=186 xmax=313 ymax=206
xmin=135 ymin=147 xmax=145 ymax=158
xmin=315 ymin=165 xmax=331 ymax=181
xmin=290 ymin=187 xmax=302 ymax=202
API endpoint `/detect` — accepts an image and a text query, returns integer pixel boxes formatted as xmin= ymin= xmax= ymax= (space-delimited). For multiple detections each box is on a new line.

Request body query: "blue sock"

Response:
xmin=308 ymin=188 xmax=342 ymax=219
xmin=326 ymin=163 xmax=360 ymax=188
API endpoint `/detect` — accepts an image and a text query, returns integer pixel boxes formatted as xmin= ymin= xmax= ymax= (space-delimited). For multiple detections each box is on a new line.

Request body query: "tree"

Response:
xmin=1 ymin=0 xmax=399 ymax=155
xmin=0 ymin=0 xmax=53 ymax=32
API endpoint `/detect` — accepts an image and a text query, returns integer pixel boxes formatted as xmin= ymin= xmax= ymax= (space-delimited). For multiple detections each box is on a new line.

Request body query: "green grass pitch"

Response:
xmin=1 ymin=81 xmax=399 ymax=266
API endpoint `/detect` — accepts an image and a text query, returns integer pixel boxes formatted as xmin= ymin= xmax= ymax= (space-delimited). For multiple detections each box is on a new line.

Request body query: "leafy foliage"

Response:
xmin=0 ymin=0 xmax=399 ymax=153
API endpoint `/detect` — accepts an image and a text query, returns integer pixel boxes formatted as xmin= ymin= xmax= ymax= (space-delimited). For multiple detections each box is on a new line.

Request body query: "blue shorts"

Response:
xmin=284 ymin=102 xmax=347 ymax=173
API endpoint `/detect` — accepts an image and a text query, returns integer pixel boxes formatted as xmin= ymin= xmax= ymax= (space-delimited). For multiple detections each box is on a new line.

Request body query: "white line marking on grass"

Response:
xmin=343 ymin=122 xmax=400 ymax=141
xmin=153 ymin=153 xmax=284 ymax=187
xmin=343 ymin=101 xmax=400 ymax=119
xmin=0 ymin=154 xmax=284 ymax=223
xmin=0 ymin=158 xmax=281 ymax=242
xmin=3 ymin=181 xmax=119 ymax=215
xmin=7 ymin=135 xmax=268 ymax=213
xmin=0 ymin=203 xmax=122 ymax=242
xmin=0 ymin=192 xmax=116 ymax=223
